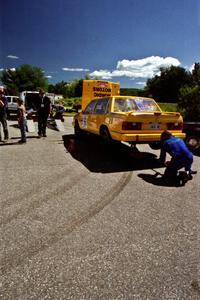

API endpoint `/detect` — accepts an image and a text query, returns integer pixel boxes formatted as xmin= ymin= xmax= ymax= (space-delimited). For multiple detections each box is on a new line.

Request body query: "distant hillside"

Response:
xmin=120 ymin=88 xmax=147 ymax=97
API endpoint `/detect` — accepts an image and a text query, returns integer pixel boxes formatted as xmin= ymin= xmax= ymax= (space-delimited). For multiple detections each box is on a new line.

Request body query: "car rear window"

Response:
xmin=114 ymin=97 xmax=161 ymax=112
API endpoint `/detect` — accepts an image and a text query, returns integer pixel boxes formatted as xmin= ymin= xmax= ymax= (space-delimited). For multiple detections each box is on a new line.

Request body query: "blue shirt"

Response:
xmin=159 ymin=136 xmax=193 ymax=163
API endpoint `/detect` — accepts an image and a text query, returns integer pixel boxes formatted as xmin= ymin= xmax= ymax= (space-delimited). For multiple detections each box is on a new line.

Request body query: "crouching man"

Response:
xmin=159 ymin=130 xmax=196 ymax=183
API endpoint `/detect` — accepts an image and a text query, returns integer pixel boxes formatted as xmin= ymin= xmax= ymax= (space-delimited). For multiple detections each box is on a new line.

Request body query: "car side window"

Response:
xmin=84 ymin=100 xmax=97 ymax=114
xmin=94 ymin=98 xmax=109 ymax=114
xmin=114 ymin=98 xmax=125 ymax=112
xmin=6 ymin=97 xmax=11 ymax=103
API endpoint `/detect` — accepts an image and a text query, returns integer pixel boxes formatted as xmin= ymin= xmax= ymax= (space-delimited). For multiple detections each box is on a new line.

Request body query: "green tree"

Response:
xmin=48 ymin=80 xmax=69 ymax=97
xmin=48 ymin=76 xmax=90 ymax=98
xmin=1 ymin=69 xmax=19 ymax=95
xmin=178 ymin=85 xmax=200 ymax=121
xmin=1 ymin=64 xmax=48 ymax=95
xmin=67 ymin=78 xmax=84 ymax=98
xmin=192 ymin=63 xmax=200 ymax=85
xmin=71 ymin=75 xmax=90 ymax=97
xmin=120 ymin=87 xmax=147 ymax=97
xmin=145 ymin=66 xmax=192 ymax=102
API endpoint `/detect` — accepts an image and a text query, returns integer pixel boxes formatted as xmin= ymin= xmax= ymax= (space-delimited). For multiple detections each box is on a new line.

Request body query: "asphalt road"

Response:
xmin=0 ymin=117 xmax=200 ymax=300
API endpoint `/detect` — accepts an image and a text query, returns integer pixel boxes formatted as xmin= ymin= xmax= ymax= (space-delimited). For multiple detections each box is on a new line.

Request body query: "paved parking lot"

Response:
xmin=1 ymin=118 xmax=200 ymax=299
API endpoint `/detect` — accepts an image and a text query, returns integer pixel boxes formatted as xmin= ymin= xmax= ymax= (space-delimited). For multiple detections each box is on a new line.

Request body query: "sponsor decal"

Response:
xmin=97 ymin=81 xmax=109 ymax=88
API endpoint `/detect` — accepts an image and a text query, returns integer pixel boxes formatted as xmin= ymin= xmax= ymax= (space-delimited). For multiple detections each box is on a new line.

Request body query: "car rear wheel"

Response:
xmin=185 ymin=135 xmax=200 ymax=151
xmin=149 ymin=141 xmax=161 ymax=150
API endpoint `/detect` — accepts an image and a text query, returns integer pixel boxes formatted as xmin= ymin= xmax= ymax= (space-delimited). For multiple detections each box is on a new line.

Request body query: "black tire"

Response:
xmin=149 ymin=141 xmax=161 ymax=150
xmin=74 ymin=120 xmax=83 ymax=137
xmin=185 ymin=135 xmax=200 ymax=151
xmin=100 ymin=127 xmax=112 ymax=144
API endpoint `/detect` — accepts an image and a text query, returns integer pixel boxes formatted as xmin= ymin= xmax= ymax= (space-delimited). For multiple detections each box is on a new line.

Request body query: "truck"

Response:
xmin=81 ymin=80 xmax=120 ymax=110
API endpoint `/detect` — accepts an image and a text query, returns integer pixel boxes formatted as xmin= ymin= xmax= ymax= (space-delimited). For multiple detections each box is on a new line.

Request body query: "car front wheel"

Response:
xmin=100 ymin=127 xmax=112 ymax=143
xmin=74 ymin=121 xmax=83 ymax=137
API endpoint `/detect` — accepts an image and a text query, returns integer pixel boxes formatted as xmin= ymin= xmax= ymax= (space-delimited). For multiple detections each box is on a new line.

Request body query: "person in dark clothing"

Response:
xmin=0 ymin=89 xmax=9 ymax=141
xmin=159 ymin=130 xmax=196 ymax=180
xmin=37 ymin=89 xmax=51 ymax=137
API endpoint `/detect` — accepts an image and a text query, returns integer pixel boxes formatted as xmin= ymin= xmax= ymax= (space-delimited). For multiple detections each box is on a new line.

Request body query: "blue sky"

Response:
xmin=1 ymin=0 xmax=200 ymax=88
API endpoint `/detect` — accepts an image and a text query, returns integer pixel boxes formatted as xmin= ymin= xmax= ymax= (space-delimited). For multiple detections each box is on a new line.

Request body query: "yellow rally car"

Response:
xmin=73 ymin=96 xmax=185 ymax=149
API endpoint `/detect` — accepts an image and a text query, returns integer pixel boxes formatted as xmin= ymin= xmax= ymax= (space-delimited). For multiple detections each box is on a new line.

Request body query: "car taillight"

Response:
xmin=167 ymin=122 xmax=183 ymax=130
xmin=122 ymin=122 xmax=142 ymax=130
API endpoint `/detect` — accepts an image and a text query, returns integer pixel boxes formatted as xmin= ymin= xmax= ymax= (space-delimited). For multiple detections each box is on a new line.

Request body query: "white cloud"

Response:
xmin=135 ymin=81 xmax=146 ymax=85
xmin=7 ymin=55 xmax=19 ymax=59
xmin=89 ymin=69 xmax=113 ymax=79
xmin=45 ymin=75 xmax=52 ymax=78
xmin=62 ymin=67 xmax=90 ymax=72
xmin=189 ymin=64 xmax=195 ymax=72
xmin=90 ymin=56 xmax=181 ymax=80
xmin=2 ymin=68 xmax=16 ymax=72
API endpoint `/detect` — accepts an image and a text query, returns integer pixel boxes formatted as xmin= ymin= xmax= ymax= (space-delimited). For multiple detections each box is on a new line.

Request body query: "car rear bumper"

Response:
xmin=111 ymin=131 xmax=186 ymax=142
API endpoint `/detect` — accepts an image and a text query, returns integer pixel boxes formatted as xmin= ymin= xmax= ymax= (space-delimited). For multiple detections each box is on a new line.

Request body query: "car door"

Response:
xmin=80 ymin=99 xmax=97 ymax=133
xmin=92 ymin=98 xmax=110 ymax=134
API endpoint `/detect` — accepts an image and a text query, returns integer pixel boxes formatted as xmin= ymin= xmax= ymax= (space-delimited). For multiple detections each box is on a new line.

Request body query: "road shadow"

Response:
xmin=10 ymin=136 xmax=39 ymax=140
xmin=138 ymin=169 xmax=196 ymax=187
xmin=0 ymin=135 xmax=39 ymax=146
xmin=62 ymin=134 xmax=163 ymax=173
xmin=193 ymin=149 xmax=200 ymax=157
xmin=47 ymin=120 xmax=58 ymax=131
xmin=9 ymin=123 xmax=19 ymax=129
xmin=0 ymin=141 xmax=24 ymax=146
xmin=138 ymin=173 xmax=178 ymax=187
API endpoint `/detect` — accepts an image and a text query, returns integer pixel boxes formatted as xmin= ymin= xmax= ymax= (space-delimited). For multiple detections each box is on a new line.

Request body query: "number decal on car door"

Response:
xmin=82 ymin=116 xmax=88 ymax=129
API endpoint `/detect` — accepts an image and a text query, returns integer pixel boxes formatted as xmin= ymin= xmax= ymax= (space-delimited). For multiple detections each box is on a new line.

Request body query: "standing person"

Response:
xmin=0 ymin=89 xmax=9 ymax=142
xmin=37 ymin=89 xmax=51 ymax=138
xmin=17 ymin=98 xmax=27 ymax=143
xmin=159 ymin=130 xmax=196 ymax=180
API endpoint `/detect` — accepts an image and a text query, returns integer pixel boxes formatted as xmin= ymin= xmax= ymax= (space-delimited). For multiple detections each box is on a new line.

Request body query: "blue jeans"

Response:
xmin=19 ymin=119 xmax=27 ymax=142
xmin=164 ymin=156 xmax=193 ymax=177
